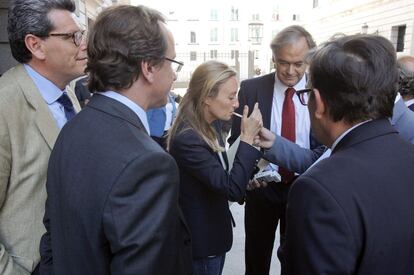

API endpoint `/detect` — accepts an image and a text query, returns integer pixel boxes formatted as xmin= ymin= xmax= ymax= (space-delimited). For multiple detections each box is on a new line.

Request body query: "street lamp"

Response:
xmin=361 ymin=23 xmax=368 ymax=34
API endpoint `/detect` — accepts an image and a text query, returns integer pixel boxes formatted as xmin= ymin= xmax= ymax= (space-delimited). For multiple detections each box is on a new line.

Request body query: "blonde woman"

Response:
xmin=168 ymin=61 xmax=263 ymax=275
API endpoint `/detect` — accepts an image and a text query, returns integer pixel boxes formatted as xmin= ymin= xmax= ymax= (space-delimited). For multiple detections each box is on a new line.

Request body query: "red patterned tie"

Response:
xmin=279 ymin=87 xmax=296 ymax=183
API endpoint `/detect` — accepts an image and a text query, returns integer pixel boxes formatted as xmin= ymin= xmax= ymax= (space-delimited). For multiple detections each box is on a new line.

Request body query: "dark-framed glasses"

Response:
xmin=296 ymin=88 xmax=313 ymax=106
xmin=164 ymin=57 xmax=184 ymax=73
xmin=49 ymin=30 xmax=86 ymax=47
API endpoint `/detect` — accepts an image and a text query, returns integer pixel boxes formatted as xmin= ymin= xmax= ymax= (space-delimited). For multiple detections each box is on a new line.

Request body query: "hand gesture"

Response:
xmin=253 ymin=127 xmax=276 ymax=149
xmin=240 ymin=103 xmax=263 ymax=145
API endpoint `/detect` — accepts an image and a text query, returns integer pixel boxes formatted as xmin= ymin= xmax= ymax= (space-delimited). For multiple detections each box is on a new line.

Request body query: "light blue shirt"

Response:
xmin=101 ymin=91 xmax=150 ymax=135
xmin=24 ymin=64 xmax=69 ymax=129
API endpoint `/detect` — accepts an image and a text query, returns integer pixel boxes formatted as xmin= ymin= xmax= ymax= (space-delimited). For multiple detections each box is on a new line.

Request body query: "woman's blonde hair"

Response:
xmin=167 ymin=61 xmax=237 ymax=152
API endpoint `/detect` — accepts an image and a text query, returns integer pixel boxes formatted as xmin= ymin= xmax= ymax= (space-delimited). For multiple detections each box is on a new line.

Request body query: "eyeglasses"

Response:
xmin=296 ymin=88 xmax=313 ymax=106
xmin=164 ymin=57 xmax=184 ymax=73
xmin=48 ymin=30 xmax=86 ymax=47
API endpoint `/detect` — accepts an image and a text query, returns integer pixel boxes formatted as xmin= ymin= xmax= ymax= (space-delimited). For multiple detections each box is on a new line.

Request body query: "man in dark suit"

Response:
xmin=229 ymin=25 xmax=316 ymax=275
xmin=0 ymin=1 xmax=84 ymax=274
xmin=398 ymin=55 xmax=414 ymax=111
xmin=39 ymin=5 xmax=192 ymax=274
xmin=277 ymin=34 xmax=414 ymax=274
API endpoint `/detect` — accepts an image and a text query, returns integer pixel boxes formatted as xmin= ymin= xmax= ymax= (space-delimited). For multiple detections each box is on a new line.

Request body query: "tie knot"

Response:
xmin=57 ymin=93 xmax=74 ymax=110
xmin=285 ymin=87 xmax=295 ymax=99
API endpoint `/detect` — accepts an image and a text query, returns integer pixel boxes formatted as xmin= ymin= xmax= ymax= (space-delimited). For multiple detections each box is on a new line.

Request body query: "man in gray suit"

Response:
xmin=0 ymin=0 xmax=85 ymax=273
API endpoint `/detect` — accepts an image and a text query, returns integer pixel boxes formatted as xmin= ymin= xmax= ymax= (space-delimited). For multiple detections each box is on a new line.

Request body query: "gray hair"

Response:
xmin=270 ymin=25 xmax=316 ymax=55
xmin=8 ymin=0 xmax=76 ymax=63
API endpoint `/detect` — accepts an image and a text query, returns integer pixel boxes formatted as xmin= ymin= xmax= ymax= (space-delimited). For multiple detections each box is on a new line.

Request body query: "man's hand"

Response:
xmin=254 ymin=127 xmax=276 ymax=149
xmin=246 ymin=179 xmax=268 ymax=191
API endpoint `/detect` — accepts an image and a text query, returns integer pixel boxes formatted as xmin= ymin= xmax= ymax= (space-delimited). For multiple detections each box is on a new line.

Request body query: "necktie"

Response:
xmin=279 ymin=87 xmax=296 ymax=183
xmin=57 ymin=93 xmax=76 ymax=121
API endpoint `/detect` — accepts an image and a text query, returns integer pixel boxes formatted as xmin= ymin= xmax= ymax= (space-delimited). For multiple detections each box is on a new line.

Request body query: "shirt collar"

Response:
xmin=24 ymin=64 xmax=65 ymax=104
xmin=100 ymin=91 xmax=150 ymax=135
xmin=404 ymin=98 xmax=414 ymax=107
xmin=274 ymin=73 xmax=307 ymax=92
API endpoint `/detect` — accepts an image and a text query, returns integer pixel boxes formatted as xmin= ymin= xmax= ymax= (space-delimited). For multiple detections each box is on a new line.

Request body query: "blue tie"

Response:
xmin=57 ymin=93 xmax=76 ymax=121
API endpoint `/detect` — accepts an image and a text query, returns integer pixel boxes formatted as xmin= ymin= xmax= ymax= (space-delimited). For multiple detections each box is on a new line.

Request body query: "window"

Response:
xmin=190 ymin=51 xmax=197 ymax=61
xmin=248 ymin=23 xmax=263 ymax=44
xmin=251 ymin=13 xmax=260 ymax=21
xmin=254 ymin=50 xmax=259 ymax=59
xmin=190 ymin=31 xmax=196 ymax=44
xmin=210 ymin=9 xmax=218 ymax=21
xmin=392 ymin=25 xmax=406 ymax=52
xmin=292 ymin=14 xmax=300 ymax=21
xmin=210 ymin=50 xmax=218 ymax=59
xmin=231 ymin=28 xmax=239 ymax=42
xmin=210 ymin=28 xmax=218 ymax=43
xmin=231 ymin=6 xmax=239 ymax=21
xmin=231 ymin=50 xmax=239 ymax=59
xmin=397 ymin=25 xmax=407 ymax=52
xmin=313 ymin=0 xmax=318 ymax=8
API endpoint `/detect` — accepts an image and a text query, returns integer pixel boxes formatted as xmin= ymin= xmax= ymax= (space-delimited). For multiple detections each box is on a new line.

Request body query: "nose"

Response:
xmin=173 ymin=71 xmax=177 ymax=81
xmin=287 ymin=64 xmax=295 ymax=75
xmin=79 ymin=35 xmax=87 ymax=51
xmin=234 ymin=99 xmax=239 ymax=109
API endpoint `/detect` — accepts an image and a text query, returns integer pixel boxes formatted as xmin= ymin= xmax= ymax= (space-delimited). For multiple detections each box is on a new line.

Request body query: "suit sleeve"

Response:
xmin=283 ymin=176 xmax=357 ymax=274
xmin=171 ymin=131 xmax=261 ymax=201
xmin=228 ymin=81 xmax=248 ymax=145
xmin=264 ymin=135 xmax=326 ymax=173
xmin=102 ymin=151 xmax=181 ymax=274
xmin=0 ymin=108 xmax=30 ymax=275
xmin=38 ymin=136 xmax=65 ymax=275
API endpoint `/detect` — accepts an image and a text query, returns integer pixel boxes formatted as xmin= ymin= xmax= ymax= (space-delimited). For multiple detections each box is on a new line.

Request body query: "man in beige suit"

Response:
xmin=0 ymin=0 xmax=86 ymax=273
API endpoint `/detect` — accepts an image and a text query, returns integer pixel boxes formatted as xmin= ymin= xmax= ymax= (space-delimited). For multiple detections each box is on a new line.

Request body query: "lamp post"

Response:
xmin=361 ymin=23 xmax=368 ymax=34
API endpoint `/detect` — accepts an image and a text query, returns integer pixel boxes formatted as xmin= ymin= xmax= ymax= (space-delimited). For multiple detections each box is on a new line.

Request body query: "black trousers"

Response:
xmin=244 ymin=182 xmax=291 ymax=275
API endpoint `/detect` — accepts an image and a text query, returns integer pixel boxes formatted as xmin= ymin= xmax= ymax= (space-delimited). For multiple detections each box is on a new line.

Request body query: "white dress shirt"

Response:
xmin=270 ymin=74 xmax=310 ymax=170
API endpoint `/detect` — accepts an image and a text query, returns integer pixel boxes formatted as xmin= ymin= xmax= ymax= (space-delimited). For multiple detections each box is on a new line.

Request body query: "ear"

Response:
xmin=140 ymin=60 xmax=156 ymax=83
xmin=204 ymin=96 xmax=212 ymax=107
xmin=313 ymin=89 xmax=327 ymax=120
xmin=25 ymin=34 xmax=47 ymax=60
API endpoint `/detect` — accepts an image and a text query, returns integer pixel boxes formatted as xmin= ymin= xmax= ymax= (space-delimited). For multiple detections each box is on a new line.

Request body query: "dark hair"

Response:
xmin=86 ymin=5 xmax=167 ymax=92
xmin=270 ymin=25 xmax=316 ymax=54
xmin=397 ymin=56 xmax=414 ymax=97
xmin=309 ymin=34 xmax=398 ymax=123
xmin=8 ymin=0 xmax=76 ymax=63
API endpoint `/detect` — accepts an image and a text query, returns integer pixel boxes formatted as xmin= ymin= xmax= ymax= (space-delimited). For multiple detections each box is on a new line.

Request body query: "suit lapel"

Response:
xmin=213 ymin=120 xmax=229 ymax=171
xmin=257 ymin=73 xmax=275 ymax=129
xmin=15 ymin=65 xmax=60 ymax=150
xmin=66 ymin=85 xmax=81 ymax=112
